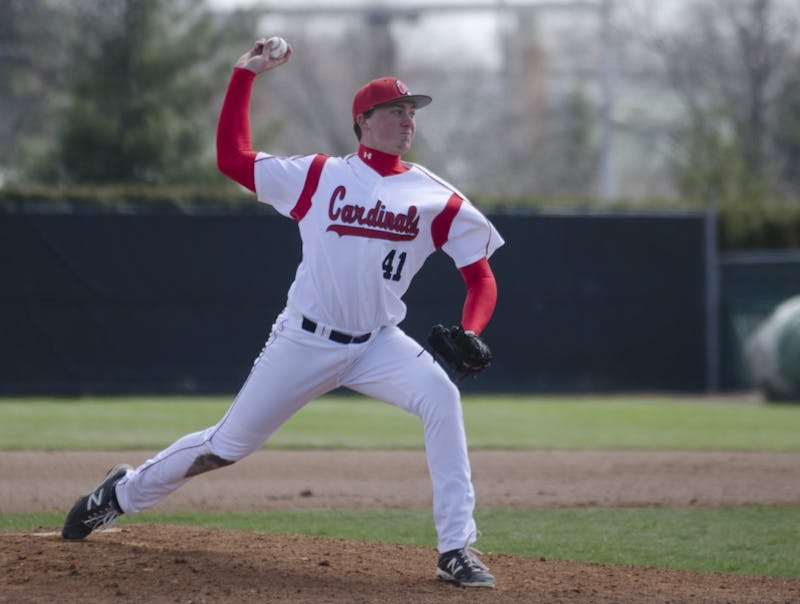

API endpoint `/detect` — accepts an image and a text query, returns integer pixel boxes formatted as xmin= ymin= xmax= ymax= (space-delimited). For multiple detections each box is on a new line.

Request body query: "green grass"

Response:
xmin=1 ymin=394 xmax=799 ymax=451
xmin=4 ymin=506 xmax=799 ymax=578
xmin=2 ymin=394 xmax=799 ymax=579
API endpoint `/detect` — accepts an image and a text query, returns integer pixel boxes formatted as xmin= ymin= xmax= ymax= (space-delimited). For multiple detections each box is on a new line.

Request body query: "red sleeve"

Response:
xmin=216 ymin=68 xmax=258 ymax=192
xmin=459 ymin=257 xmax=498 ymax=335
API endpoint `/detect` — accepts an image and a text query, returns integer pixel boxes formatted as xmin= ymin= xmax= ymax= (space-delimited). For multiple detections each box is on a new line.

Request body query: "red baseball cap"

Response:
xmin=352 ymin=77 xmax=432 ymax=122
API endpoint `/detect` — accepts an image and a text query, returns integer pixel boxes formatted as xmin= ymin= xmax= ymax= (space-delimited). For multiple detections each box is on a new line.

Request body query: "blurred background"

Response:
xmin=2 ymin=0 xmax=800 ymax=398
xmin=2 ymin=0 xmax=800 ymax=201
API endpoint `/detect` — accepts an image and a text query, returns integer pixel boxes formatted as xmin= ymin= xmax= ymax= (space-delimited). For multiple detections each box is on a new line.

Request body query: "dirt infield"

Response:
xmin=3 ymin=450 xmax=800 ymax=603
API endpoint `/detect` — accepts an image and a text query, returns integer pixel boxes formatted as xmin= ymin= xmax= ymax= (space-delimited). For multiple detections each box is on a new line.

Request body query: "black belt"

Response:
xmin=302 ymin=316 xmax=371 ymax=344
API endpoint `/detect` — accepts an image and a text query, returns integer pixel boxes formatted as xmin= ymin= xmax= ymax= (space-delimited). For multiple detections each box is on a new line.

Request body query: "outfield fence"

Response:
xmin=1 ymin=200 xmax=795 ymax=395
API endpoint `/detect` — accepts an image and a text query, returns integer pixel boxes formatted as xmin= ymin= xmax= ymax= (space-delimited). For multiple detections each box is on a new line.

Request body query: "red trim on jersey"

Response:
xmin=217 ymin=68 xmax=258 ymax=192
xmin=358 ymin=144 xmax=409 ymax=176
xmin=327 ymin=225 xmax=417 ymax=241
xmin=290 ymin=154 xmax=329 ymax=221
xmin=459 ymin=258 xmax=497 ymax=335
xmin=431 ymin=193 xmax=463 ymax=249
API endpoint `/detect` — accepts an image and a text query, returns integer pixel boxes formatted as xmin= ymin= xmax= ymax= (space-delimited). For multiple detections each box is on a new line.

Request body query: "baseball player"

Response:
xmin=62 ymin=37 xmax=504 ymax=589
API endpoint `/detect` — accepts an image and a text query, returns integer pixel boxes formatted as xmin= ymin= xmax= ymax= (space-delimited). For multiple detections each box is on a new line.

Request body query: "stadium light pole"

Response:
xmin=705 ymin=193 xmax=720 ymax=391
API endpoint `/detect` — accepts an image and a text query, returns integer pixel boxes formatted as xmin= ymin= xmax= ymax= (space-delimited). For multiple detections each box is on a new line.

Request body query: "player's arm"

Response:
xmin=459 ymin=258 xmax=497 ymax=335
xmin=216 ymin=39 xmax=293 ymax=191
xmin=216 ymin=68 xmax=257 ymax=191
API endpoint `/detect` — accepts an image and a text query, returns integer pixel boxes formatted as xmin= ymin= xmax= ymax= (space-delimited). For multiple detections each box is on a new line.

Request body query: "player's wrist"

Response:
xmin=460 ymin=324 xmax=480 ymax=336
xmin=233 ymin=66 xmax=258 ymax=79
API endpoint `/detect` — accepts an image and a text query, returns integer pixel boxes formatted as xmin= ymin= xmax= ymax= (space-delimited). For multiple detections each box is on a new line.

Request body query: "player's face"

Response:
xmin=359 ymin=101 xmax=416 ymax=155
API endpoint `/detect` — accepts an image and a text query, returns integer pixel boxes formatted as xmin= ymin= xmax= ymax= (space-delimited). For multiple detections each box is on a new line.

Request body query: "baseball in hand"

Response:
xmin=266 ymin=36 xmax=288 ymax=59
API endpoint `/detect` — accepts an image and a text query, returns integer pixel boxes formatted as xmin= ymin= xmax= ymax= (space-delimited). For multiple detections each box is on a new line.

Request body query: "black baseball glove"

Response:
xmin=428 ymin=324 xmax=492 ymax=377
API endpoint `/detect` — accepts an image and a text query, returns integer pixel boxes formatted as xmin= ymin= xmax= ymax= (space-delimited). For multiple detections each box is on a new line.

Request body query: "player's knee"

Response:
xmin=184 ymin=453 xmax=235 ymax=478
xmin=417 ymin=376 xmax=461 ymax=422
xmin=438 ymin=379 xmax=460 ymax=407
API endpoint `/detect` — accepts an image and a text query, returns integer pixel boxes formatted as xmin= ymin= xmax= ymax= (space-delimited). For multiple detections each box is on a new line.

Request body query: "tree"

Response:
xmin=0 ymin=0 xmax=73 ymax=183
xmin=621 ymin=0 xmax=800 ymax=203
xmin=42 ymin=0 xmax=255 ymax=185
xmin=772 ymin=56 xmax=800 ymax=195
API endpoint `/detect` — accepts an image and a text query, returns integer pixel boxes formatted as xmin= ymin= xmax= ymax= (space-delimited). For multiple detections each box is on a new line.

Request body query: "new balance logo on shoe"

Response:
xmin=443 ymin=556 xmax=465 ymax=576
xmin=86 ymin=488 xmax=104 ymax=510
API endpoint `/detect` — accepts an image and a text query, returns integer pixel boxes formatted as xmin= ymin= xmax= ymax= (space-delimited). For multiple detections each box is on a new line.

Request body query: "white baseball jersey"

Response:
xmin=254 ymin=152 xmax=504 ymax=334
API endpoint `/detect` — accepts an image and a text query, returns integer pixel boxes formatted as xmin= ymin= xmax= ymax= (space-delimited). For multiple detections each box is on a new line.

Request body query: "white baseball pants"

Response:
xmin=114 ymin=308 xmax=477 ymax=553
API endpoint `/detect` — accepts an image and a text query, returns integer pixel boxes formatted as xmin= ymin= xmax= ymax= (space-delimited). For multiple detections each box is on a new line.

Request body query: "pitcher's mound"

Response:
xmin=3 ymin=524 xmax=798 ymax=604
